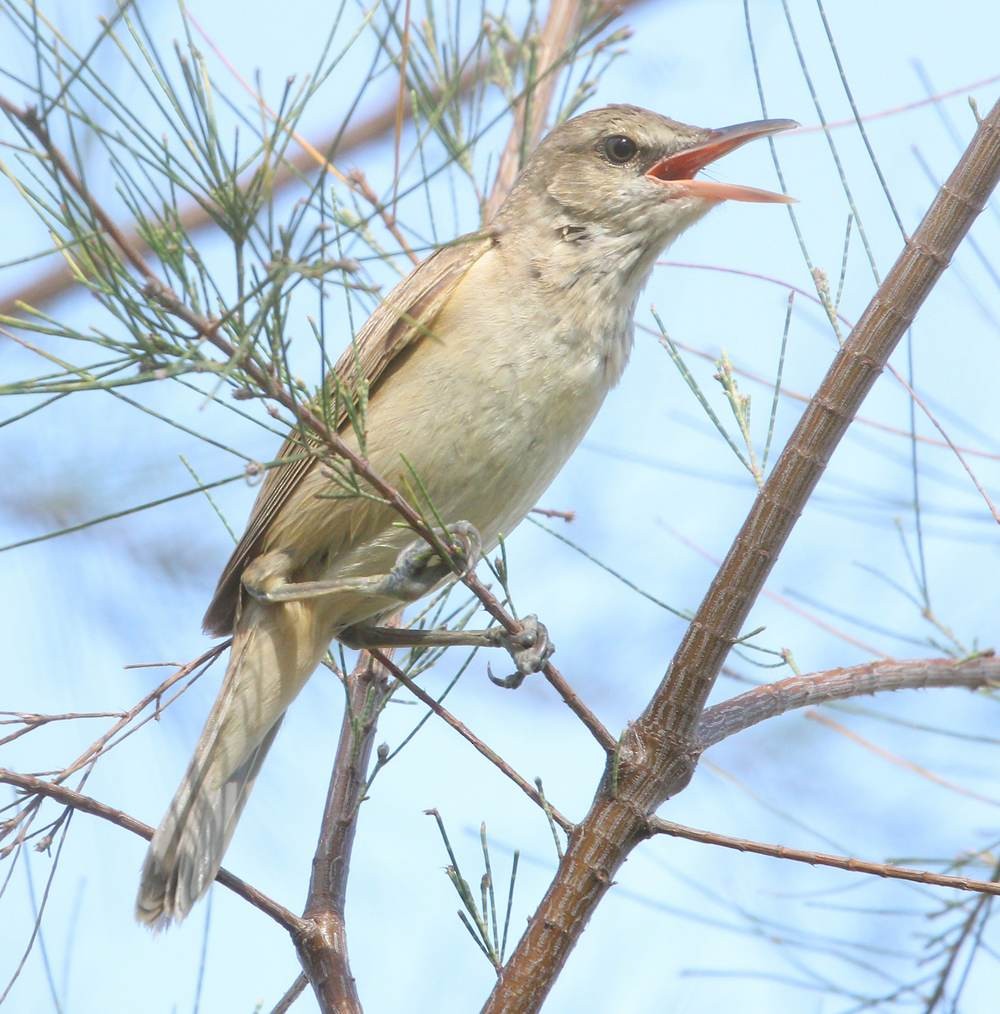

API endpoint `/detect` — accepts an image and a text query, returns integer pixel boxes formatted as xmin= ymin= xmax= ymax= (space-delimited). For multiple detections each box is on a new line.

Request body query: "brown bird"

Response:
xmin=136 ymin=104 xmax=796 ymax=926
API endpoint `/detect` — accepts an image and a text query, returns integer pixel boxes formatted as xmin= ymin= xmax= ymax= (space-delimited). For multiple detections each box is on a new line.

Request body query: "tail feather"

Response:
xmin=136 ymin=597 xmax=332 ymax=928
xmin=135 ymin=717 xmax=282 ymax=928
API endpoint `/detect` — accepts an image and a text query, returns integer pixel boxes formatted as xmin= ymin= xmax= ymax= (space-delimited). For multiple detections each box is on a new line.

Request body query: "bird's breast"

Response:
xmin=362 ymin=246 xmax=628 ymax=546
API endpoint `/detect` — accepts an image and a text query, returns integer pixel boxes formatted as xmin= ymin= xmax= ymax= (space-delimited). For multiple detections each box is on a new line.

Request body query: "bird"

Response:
xmin=136 ymin=103 xmax=796 ymax=927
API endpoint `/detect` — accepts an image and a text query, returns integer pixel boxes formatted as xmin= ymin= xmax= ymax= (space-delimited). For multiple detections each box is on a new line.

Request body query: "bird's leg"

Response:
xmin=340 ymin=614 xmax=554 ymax=680
xmin=242 ymin=521 xmax=482 ymax=605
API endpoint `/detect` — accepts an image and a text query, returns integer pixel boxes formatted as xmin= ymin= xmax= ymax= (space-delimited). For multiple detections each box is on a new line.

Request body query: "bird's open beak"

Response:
xmin=646 ymin=118 xmax=798 ymax=203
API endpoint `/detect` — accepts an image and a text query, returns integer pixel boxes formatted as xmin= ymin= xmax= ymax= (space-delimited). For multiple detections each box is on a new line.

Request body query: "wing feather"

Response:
xmin=202 ymin=235 xmax=492 ymax=636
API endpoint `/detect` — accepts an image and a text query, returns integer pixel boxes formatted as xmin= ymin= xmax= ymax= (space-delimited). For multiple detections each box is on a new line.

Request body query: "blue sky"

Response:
xmin=2 ymin=1 xmax=999 ymax=1011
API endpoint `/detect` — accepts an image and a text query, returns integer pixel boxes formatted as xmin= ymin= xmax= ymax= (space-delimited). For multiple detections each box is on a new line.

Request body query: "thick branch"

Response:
xmin=485 ymin=98 xmax=1000 ymax=1014
xmin=0 ymin=768 xmax=301 ymax=933
xmin=697 ymin=654 xmax=1000 ymax=749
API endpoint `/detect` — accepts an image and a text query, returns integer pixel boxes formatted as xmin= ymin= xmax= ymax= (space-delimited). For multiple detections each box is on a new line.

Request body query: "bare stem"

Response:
xmin=370 ymin=649 xmax=573 ymax=833
xmin=648 ymin=819 xmax=1000 ymax=897
xmin=270 ymin=974 xmax=309 ymax=1014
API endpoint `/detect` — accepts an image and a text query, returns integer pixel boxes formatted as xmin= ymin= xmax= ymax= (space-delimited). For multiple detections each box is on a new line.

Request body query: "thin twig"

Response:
xmin=806 ymin=710 xmax=1000 ymax=808
xmin=0 ymin=644 xmax=226 ymax=850
xmin=370 ymin=649 xmax=573 ymax=834
xmin=270 ymin=973 xmax=309 ymax=1014
xmin=0 ymin=769 xmax=301 ymax=932
xmin=648 ymin=819 xmax=1000 ymax=898
xmin=922 ymin=858 xmax=1000 ymax=1012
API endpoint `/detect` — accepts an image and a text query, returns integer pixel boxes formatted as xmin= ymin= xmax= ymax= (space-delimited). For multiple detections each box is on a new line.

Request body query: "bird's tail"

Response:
xmin=136 ymin=598 xmax=332 ymax=928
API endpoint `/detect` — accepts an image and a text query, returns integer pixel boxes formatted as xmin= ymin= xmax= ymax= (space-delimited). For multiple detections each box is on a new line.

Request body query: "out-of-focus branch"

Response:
xmin=696 ymin=653 xmax=1000 ymax=749
xmin=1 ymin=91 xmax=397 ymax=316
xmin=647 ymin=272 xmax=1000 ymax=463
xmin=1 ymin=0 xmax=639 ymax=318
xmin=482 ymin=0 xmax=587 ymax=221
xmin=485 ymin=97 xmax=1000 ymax=1014
xmin=0 ymin=768 xmax=301 ymax=932
xmin=924 ymin=857 xmax=1000 ymax=1011
xmin=270 ymin=974 xmax=309 ymax=1014
xmin=648 ymin=818 xmax=1000 ymax=896
xmin=0 ymin=63 xmax=471 ymax=316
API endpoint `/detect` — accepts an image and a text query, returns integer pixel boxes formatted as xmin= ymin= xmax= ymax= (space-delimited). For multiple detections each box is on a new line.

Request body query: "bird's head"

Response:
xmin=502 ymin=104 xmax=797 ymax=246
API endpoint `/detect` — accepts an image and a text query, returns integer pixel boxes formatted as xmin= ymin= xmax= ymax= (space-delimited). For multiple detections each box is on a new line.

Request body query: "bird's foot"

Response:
xmin=488 ymin=615 xmax=554 ymax=689
xmin=381 ymin=521 xmax=482 ymax=601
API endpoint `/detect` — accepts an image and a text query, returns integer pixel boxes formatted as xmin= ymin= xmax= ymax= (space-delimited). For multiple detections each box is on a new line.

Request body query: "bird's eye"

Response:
xmin=603 ymin=135 xmax=638 ymax=164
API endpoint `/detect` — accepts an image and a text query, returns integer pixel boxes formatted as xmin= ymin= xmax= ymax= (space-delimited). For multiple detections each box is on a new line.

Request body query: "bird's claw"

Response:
xmin=383 ymin=521 xmax=482 ymax=601
xmin=487 ymin=615 xmax=554 ymax=689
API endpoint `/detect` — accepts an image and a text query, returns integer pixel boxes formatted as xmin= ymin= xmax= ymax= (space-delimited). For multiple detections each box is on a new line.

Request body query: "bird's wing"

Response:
xmin=202 ymin=234 xmax=493 ymax=636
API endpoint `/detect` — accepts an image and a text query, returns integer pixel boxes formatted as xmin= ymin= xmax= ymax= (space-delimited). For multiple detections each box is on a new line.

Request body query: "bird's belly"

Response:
xmin=288 ymin=249 xmax=624 ymax=593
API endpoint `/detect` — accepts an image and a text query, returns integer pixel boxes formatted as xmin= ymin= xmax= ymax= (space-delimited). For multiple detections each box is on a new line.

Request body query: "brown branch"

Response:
xmin=0 ymin=710 xmax=125 ymax=749
xmin=484 ymin=98 xmax=1000 ymax=1014
xmin=648 ymin=819 xmax=1000 ymax=897
xmin=696 ymin=653 xmax=1000 ymax=749
xmin=530 ymin=507 xmax=576 ymax=522
xmin=0 ymin=768 xmax=301 ymax=933
xmin=295 ymin=650 xmax=395 ymax=1014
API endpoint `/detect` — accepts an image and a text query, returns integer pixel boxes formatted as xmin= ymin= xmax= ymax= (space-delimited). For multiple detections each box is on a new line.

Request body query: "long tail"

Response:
xmin=136 ymin=598 xmax=331 ymax=928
